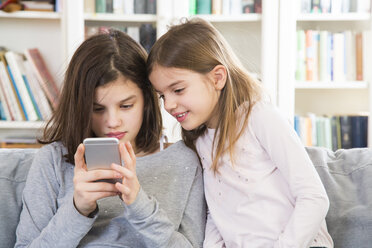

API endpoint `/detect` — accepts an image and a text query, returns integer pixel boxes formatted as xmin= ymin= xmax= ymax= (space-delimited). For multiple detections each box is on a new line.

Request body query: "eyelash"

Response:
xmin=93 ymin=104 xmax=133 ymax=112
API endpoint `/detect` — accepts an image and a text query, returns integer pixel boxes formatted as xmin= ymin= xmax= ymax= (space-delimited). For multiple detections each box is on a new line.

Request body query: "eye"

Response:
xmin=174 ymin=88 xmax=184 ymax=94
xmin=93 ymin=107 xmax=104 ymax=112
xmin=120 ymin=104 xmax=133 ymax=109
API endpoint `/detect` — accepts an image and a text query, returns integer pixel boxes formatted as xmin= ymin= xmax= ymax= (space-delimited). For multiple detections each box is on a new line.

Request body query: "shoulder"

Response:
xmin=164 ymin=141 xmax=199 ymax=164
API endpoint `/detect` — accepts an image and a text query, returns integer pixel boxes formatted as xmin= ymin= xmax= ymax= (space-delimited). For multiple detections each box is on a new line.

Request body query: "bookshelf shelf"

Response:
xmin=295 ymin=81 xmax=368 ymax=89
xmin=0 ymin=11 xmax=61 ymax=20
xmin=297 ymin=13 xmax=371 ymax=22
xmin=0 ymin=121 xmax=45 ymax=129
xmin=194 ymin=14 xmax=261 ymax=22
xmin=84 ymin=13 xmax=157 ymax=23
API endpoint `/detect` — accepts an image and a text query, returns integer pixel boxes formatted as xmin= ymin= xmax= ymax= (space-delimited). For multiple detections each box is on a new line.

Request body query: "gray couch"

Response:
xmin=1 ymin=147 xmax=372 ymax=248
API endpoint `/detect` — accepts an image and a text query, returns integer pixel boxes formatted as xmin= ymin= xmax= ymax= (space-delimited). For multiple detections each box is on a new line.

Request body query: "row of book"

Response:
xmin=0 ymin=0 xmax=62 ymax=12
xmin=0 ymin=48 xmax=59 ymax=121
xmin=294 ymin=114 xmax=368 ymax=151
xmin=85 ymin=24 xmax=156 ymax=53
xmin=84 ymin=0 xmax=156 ymax=14
xmin=0 ymin=137 xmax=42 ymax=148
xmin=190 ymin=0 xmax=262 ymax=15
xmin=300 ymin=0 xmax=371 ymax=13
xmin=296 ymin=30 xmax=364 ymax=82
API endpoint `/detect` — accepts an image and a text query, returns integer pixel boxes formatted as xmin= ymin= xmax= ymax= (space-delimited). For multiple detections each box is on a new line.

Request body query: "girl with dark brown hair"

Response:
xmin=15 ymin=29 xmax=206 ymax=247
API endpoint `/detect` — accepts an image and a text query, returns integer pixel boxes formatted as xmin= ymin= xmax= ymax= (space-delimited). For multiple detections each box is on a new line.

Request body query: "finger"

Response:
xmin=74 ymin=144 xmax=86 ymax=171
xmin=115 ymin=182 xmax=131 ymax=195
xmin=111 ymin=163 xmax=134 ymax=180
xmin=87 ymin=191 xmax=120 ymax=201
xmin=85 ymin=169 xmax=122 ymax=183
xmin=76 ymin=181 xmax=120 ymax=193
xmin=119 ymin=142 xmax=134 ymax=171
xmin=125 ymin=142 xmax=136 ymax=168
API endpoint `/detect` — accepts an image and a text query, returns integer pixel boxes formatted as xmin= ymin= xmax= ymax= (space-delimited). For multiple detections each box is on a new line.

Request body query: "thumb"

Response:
xmin=74 ymin=143 xmax=87 ymax=170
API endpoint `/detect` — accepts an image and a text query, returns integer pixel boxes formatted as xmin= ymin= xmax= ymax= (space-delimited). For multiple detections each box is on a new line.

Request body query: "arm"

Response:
xmin=112 ymin=142 xmax=206 ymax=247
xmin=15 ymin=145 xmax=96 ymax=248
xmin=251 ymin=103 xmax=329 ymax=248
xmin=203 ymin=210 xmax=226 ymax=248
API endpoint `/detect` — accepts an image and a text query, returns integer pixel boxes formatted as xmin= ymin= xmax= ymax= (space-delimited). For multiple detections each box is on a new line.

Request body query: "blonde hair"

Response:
xmin=147 ymin=18 xmax=262 ymax=173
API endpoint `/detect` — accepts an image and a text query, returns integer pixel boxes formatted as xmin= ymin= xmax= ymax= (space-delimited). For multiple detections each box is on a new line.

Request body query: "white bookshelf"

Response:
xmin=277 ymin=1 xmax=372 ymax=147
xmin=0 ymin=10 xmax=61 ymax=19
xmin=84 ymin=13 xmax=157 ymax=22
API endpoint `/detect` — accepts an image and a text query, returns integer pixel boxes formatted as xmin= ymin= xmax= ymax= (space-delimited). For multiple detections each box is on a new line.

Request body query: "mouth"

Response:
xmin=106 ymin=132 xmax=126 ymax=140
xmin=173 ymin=111 xmax=189 ymax=122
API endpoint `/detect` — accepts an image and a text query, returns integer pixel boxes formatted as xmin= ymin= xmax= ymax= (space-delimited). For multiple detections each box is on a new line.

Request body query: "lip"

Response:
xmin=173 ymin=111 xmax=189 ymax=122
xmin=106 ymin=132 xmax=126 ymax=140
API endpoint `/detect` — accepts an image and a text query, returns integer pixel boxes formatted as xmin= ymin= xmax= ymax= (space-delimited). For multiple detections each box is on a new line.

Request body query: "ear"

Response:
xmin=210 ymin=65 xmax=227 ymax=90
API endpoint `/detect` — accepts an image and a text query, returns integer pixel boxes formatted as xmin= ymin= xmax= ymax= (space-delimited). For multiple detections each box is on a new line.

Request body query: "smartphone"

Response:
xmin=83 ymin=137 xmax=122 ymax=171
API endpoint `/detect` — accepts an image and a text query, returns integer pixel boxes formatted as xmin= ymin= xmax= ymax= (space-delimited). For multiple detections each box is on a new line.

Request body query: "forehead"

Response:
xmin=94 ymin=76 xmax=142 ymax=102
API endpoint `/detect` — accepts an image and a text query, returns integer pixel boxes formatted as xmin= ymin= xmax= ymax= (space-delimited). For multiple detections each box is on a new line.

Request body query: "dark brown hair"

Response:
xmin=147 ymin=18 xmax=262 ymax=173
xmin=40 ymin=29 xmax=162 ymax=164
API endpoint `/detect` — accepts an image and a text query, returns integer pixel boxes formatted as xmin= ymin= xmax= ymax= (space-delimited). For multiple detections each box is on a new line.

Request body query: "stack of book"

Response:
xmin=85 ymin=24 xmax=156 ymax=53
xmin=296 ymin=30 xmax=364 ymax=82
xmin=300 ymin=0 xmax=371 ymax=13
xmin=189 ymin=0 xmax=262 ymax=15
xmin=294 ymin=114 xmax=368 ymax=150
xmin=84 ymin=0 xmax=156 ymax=14
xmin=0 ymin=47 xmax=60 ymax=122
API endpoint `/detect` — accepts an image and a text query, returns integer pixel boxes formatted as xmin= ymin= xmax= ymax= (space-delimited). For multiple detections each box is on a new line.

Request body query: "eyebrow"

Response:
xmin=155 ymin=80 xmax=184 ymax=93
xmin=94 ymin=95 xmax=137 ymax=105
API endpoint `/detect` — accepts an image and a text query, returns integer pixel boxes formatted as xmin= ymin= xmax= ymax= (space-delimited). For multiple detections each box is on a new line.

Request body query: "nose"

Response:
xmin=163 ymin=95 xmax=177 ymax=113
xmin=106 ymin=109 xmax=121 ymax=128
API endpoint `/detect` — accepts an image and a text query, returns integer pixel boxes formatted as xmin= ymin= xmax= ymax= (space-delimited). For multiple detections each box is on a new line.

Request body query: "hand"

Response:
xmin=73 ymin=144 xmax=121 ymax=217
xmin=111 ymin=141 xmax=140 ymax=205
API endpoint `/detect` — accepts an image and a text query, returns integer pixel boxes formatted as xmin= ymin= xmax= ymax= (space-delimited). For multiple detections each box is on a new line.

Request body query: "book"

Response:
xmin=24 ymin=48 xmax=60 ymax=110
xmin=197 ymin=0 xmax=212 ymax=14
xmin=305 ymin=30 xmax=314 ymax=81
xmin=355 ymin=32 xmax=363 ymax=81
xmin=222 ymin=0 xmax=230 ymax=15
xmin=296 ymin=30 xmax=306 ymax=81
xmin=147 ymin=0 xmax=156 ymax=14
xmin=0 ymin=53 xmax=23 ymax=121
xmin=331 ymin=116 xmax=341 ymax=151
xmin=333 ymin=32 xmax=345 ymax=81
xmin=113 ymin=0 xmax=124 ymax=14
xmin=84 ymin=0 xmax=96 ymax=13
xmin=23 ymin=59 xmax=53 ymax=120
xmin=345 ymin=31 xmax=356 ymax=81
xmin=189 ymin=0 xmax=197 ymax=14
xmin=95 ymin=0 xmax=106 ymax=13
xmin=123 ymin=0 xmax=134 ymax=14
xmin=242 ymin=0 xmax=254 ymax=13
xmin=340 ymin=115 xmax=352 ymax=149
xmin=0 ymin=84 xmax=11 ymax=120
xmin=134 ymin=0 xmax=146 ymax=13
xmin=140 ymin=24 xmax=156 ymax=53
xmin=212 ymin=0 xmax=223 ymax=14
xmin=318 ymin=31 xmax=328 ymax=81
xmin=230 ymin=0 xmax=241 ymax=14
xmin=350 ymin=115 xmax=368 ymax=148
xmin=5 ymin=51 xmax=38 ymax=121
xmin=106 ymin=0 xmax=114 ymax=13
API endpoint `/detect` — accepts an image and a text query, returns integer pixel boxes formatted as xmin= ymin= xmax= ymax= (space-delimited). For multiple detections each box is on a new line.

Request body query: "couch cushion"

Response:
xmin=306 ymin=146 xmax=372 ymax=248
xmin=0 ymin=148 xmax=37 ymax=248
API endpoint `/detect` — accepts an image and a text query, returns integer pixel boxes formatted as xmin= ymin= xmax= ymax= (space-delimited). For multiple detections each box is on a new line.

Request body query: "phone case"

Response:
xmin=83 ymin=137 xmax=121 ymax=170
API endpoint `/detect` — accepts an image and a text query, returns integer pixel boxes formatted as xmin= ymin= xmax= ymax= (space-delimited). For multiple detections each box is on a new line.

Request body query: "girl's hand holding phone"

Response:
xmin=73 ymin=144 xmax=122 ymax=217
xmin=111 ymin=141 xmax=140 ymax=205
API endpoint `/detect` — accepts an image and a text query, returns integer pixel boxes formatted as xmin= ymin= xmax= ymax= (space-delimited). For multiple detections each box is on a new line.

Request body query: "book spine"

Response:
xmin=296 ymin=30 xmax=306 ymax=81
xmin=305 ymin=30 xmax=314 ymax=81
xmin=197 ymin=0 xmax=212 ymax=14
xmin=24 ymin=48 xmax=59 ymax=110
xmin=189 ymin=0 xmax=197 ymax=14
xmin=318 ymin=31 xmax=328 ymax=81
xmin=340 ymin=115 xmax=352 ymax=148
xmin=355 ymin=32 xmax=363 ymax=80
xmin=123 ymin=0 xmax=134 ymax=14
xmin=6 ymin=65 xmax=28 ymax=120
xmin=0 ymin=60 xmax=23 ymax=121
xmin=5 ymin=52 xmax=38 ymax=121
xmin=147 ymin=0 xmax=156 ymax=14
xmin=212 ymin=0 xmax=223 ymax=14
xmin=0 ymin=82 xmax=11 ymax=120
xmin=134 ymin=0 xmax=146 ymax=14
xmin=95 ymin=0 xmax=106 ymax=13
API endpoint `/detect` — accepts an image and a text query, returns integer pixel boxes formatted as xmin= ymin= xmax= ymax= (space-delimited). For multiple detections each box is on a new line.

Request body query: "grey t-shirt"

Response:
xmin=15 ymin=141 xmax=206 ymax=247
